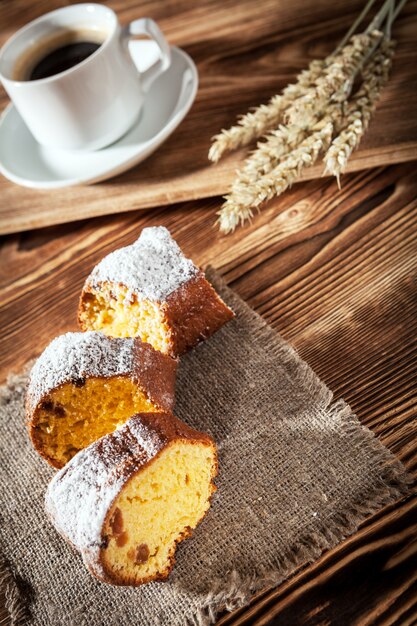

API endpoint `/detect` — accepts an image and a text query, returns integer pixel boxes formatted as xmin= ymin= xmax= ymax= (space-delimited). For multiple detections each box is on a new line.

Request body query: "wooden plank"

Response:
xmin=0 ymin=0 xmax=416 ymax=234
xmin=218 ymin=497 xmax=417 ymax=625
xmin=0 ymin=161 xmax=416 ymax=624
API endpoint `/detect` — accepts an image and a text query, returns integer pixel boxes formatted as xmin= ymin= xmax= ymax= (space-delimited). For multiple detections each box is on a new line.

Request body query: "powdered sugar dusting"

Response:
xmin=45 ymin=416 xmax=166 ymax=577
xmin=27 ymin=332 xmax=136 ymax=413
xmin=45 ymin=444 xmax=122 ymax=562
xmin=86 ymin=226 xmax=199 ymax=302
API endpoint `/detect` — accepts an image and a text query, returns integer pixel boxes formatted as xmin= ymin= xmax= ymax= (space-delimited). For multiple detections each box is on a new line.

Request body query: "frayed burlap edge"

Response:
xmin=182 ymin=474 xmax=413 ymax=626
xmin=0 ymin=554 xmax=30 ymax=626
xmin=0 ymin=272 xmax=413 ymax=626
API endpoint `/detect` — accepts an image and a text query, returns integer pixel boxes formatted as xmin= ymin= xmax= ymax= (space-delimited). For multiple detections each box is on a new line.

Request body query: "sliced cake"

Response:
xmin=45 ymin=412 xmax=218 ymax=586
xmin=78 ymin=226 xmax=234 ymax=356
xmin=26 ymin=331 xmax=177 ymax=469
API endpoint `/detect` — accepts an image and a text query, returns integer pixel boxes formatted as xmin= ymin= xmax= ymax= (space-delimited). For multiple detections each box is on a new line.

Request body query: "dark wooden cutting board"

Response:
xmin=0 ymin=0 xmax=416 ymax=235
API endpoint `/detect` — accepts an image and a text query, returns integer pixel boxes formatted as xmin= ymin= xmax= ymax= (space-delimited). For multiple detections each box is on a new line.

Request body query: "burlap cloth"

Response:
xmin=0 ymin=269 xmax=412 ymax=626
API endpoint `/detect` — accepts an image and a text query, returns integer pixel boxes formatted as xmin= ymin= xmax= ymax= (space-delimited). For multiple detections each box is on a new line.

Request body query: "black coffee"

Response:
xmin=12 ymin=28 xmax=107 ymax=82
xmin=29 ymin=41 xmax=101 ymax=80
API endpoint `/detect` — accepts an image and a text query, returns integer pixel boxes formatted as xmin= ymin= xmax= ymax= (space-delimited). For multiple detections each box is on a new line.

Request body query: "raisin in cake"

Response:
xmin=26 ymin=331 xmax=177 ymax=469
xmin=78 ymin=226 xmax=234 ymax=356
xmin=45 ymin=412 xmax=217 ymax=586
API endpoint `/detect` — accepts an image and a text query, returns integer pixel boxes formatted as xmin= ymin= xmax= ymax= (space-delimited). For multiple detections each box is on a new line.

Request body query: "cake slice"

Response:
xmin=78 ymin=226 xmax=234 ymax=356
xmin=45 ymin=412 xmax=217 ymax=586
xmin=26 ymin=331 xmax=177 ymax=469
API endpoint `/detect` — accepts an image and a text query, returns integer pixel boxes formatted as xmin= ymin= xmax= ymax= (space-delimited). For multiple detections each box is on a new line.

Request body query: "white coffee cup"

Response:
xmin=0 ymin=4 xmax=172 ymax=151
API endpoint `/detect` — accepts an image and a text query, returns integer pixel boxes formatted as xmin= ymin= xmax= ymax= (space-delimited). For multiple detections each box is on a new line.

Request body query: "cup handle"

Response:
xmin=122 ymin=18 xmax=171 ymax=93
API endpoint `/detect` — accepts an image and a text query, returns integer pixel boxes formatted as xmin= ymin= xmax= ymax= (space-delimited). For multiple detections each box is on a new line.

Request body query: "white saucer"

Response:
xmin=0 ymin=42 xmax=198 ymax=189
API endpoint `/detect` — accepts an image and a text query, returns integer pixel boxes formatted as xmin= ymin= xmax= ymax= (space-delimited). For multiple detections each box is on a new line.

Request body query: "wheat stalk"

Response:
xmin=324 ymin=38 xmax=395 ymax=180
xmin=209 ymin=30 xmax=381 ymax=167
xmin=210 ymin=0 xmax=406 ymax=233
xmin=218 ymin=122 xmax=334 ymax=233
xmin=221 ymin=35 xmax=391 ymax=232
xmin=208 ymin=59 xmax=326 ymax=162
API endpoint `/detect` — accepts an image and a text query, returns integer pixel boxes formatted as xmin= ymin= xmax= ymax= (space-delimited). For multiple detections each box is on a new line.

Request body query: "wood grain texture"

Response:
xmin=0 ymin=161 xmax=416 ymax=624
xmin=0 ymin=0 xmax=417 ymax=235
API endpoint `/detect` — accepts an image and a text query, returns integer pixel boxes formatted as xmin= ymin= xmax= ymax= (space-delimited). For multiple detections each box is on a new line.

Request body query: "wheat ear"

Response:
xmin=208 ymin=59 xmax=326 ymax=162
xmin=286 ymin=31 xmax=382 ymax=127
xmin=217 ymin=122 xmax=334 ymax=233
xmin=324 ymin=38 xmax=395 ymax=180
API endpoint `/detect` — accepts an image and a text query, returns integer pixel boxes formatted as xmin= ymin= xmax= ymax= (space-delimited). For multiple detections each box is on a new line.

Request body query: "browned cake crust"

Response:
xmin=26 ymin=332 xmax=178 ymax=468
xmin=164 ymin=271 xmax=235 ymax=356
xmin=45 ymin=412 xmax=218 ymax=586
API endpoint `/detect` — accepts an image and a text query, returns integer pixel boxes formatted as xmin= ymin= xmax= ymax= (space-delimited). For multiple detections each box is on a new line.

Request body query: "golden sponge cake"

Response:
xmin=45 ymin=412 xmax=218 ymax=585
xmin=78 ymin=226 xmax=234 ymax=356
xmin=26 ymin=331 xmax=177 ymax=469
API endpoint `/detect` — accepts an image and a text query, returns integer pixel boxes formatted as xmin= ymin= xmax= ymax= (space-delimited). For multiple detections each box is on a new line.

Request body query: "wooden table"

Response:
xmin=1 ymin=0 xmax=417 ymax=624
xmin=1 ymin=163 xmax=416 ymax=625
